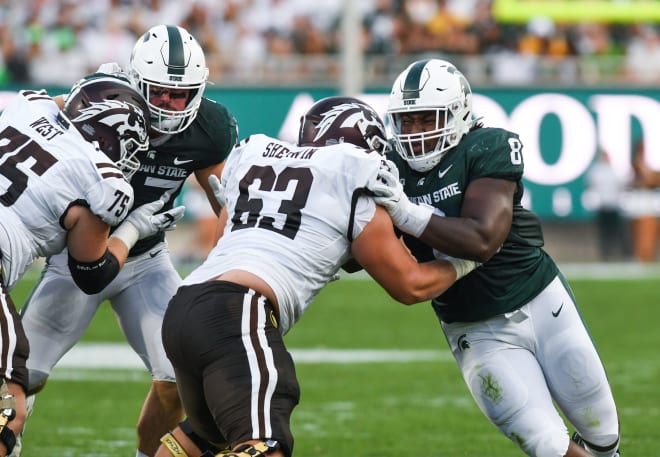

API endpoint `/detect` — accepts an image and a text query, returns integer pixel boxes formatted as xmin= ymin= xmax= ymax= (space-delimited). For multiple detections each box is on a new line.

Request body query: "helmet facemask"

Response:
xmin=389 ymin=102 xmax=463 ymax=173
xmin=139 ymin=79 xmax=205 ymax=134
xmin=115 ymin=134 xmax=147 ymax=180
xmin=387 ymin=59 xmax=473 ymax=172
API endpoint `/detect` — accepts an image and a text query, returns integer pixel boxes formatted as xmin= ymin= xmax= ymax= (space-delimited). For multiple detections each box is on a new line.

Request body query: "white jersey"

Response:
xmin=183 ymin=134 xmax=382 ymax=334
xmin=0 ymin=89 xmax=134 ymax=290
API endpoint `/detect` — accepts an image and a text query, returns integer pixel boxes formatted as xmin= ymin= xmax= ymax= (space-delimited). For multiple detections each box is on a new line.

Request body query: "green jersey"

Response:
xmin=127 ymin=97 xmax=238 ymax=256
xmin=386 ymin=127 xmax=559 ymax=323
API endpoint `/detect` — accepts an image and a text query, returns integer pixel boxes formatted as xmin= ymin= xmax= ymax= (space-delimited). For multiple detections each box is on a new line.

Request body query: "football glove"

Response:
xmin=0 ymin=379 xmax=16 ymax=455
xmin=369 ymin=159 xmax=434 ymax=238
xmin=208 ymin=174 xmax=226 ymax=208
xmin=96 ymin=62 xmax=124 ymax=75
xmin=0 ymin=380 xmax=15 ymax=422
xmin=111 ymin=199 xmax=186 ymax=250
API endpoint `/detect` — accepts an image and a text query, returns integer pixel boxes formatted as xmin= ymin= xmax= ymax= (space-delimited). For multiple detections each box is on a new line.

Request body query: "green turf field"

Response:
xmin=11 ymin=271 xmax=659 ymax=456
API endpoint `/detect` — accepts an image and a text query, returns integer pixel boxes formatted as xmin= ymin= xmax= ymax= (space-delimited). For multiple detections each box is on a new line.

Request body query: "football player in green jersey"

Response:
xmin=371 ymin=59 xmax=620 ymax=457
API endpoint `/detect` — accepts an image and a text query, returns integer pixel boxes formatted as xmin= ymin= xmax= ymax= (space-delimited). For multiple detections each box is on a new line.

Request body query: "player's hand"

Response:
xmin=208 ymin=174 xmax=226 ymax=208
xmin=0 ymin=379 xmax=16 ymax=422
xmin=111 ymin=200 xmax=185 ymax=250
xmin=128 ymin=199 xmax=185 ymax=236
xmin=96 ymin=62 xmax=124 ymax=75
xmin=369 ymin=159 xmax=401 ymax=202
xmin=368 ymin=159 xmax=434 ymax=238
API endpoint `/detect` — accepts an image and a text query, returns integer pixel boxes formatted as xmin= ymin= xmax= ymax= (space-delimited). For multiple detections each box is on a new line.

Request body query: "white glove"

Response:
xmin=208 ymin=174 xmax=226 ymax=208
xmin=369 ymin=159 xmax=434 ymax=238
xmin=96 ymin=62 xmax=124 ymax=75
xmin=111 ymin=200 xmax=186 ymax=250
xmin=433 ymin=249 xmax=481 ymax=280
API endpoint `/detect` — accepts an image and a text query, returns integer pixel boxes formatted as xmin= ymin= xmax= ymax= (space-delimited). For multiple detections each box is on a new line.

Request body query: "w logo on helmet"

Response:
xmin=63 ymin=75 xmax=151 ymax=180
xmin=72 ymin=100 xmax=149 ymax=146
xmin=299 ymin=96 xmax=388 ymax=154
xmin=314 ymin=103 xmax=369 ymax=142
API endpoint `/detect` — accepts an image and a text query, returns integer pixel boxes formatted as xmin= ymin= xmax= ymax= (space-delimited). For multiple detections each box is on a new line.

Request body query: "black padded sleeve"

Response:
xmin=67 ymin=249 xmax=120 ymax=294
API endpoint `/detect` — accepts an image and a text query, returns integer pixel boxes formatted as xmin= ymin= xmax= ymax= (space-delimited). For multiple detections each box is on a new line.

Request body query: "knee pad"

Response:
xmin=27 ymin=369 xmax=49 ymax=395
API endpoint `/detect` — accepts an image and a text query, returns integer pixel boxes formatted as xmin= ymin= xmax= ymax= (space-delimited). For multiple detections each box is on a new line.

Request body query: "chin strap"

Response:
xmin=0 ymin=380 xmax=16 ymax=455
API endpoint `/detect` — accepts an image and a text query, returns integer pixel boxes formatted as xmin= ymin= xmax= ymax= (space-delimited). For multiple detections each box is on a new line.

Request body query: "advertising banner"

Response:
xmin=3 ymin=86 xmax=659 ymax=219
xmin=209 ymin=87 xmax=660 ymax=219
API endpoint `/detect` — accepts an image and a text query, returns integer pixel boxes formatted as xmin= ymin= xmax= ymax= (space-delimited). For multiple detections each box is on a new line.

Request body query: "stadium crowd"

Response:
xmin=1 ymin=0 xmax=659 ymax=87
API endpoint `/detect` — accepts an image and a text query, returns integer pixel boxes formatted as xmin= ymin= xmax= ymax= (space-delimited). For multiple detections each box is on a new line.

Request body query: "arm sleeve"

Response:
xmin=68 ymin=249 xmax=120 ymax=294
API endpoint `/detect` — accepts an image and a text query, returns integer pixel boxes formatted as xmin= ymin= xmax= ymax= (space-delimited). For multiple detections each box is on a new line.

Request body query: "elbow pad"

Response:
xmin=68 ymin=249 xmax=120 ymax=294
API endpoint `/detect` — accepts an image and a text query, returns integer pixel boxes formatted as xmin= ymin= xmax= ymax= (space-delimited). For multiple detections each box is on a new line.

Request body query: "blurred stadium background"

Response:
xmin=2 ymin=2 xmax=660 ymax=455
xmin=3 ymin=0 xmax=660 ymax=264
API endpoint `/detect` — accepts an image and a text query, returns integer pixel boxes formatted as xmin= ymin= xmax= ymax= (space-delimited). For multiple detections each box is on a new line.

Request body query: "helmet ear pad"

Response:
xmin=298 ymin=118 xmax=319 ymax=146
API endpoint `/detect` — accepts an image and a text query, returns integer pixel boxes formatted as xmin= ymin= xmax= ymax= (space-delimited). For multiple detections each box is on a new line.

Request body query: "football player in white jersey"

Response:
xmin=154 ymin=96 xmax=478 ymax=457
xmin=0 ymin=75 xmax=184 ymax=457
xmin=18 ymin=25 xmax=237 ymax=457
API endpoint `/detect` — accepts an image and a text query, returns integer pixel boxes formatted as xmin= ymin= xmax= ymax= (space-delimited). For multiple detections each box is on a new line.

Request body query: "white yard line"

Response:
xmin=55 ymin=343 xmax=452 ymax=371
xmin=46 ymin=262 xmax=658 ymax=379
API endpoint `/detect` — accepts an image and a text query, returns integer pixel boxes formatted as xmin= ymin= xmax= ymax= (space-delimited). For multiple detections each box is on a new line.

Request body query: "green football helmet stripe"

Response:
xmin=165 ymin=25 xmax=185 ymax=76
xmin=402 ymin=58 xmax=431 ymax=100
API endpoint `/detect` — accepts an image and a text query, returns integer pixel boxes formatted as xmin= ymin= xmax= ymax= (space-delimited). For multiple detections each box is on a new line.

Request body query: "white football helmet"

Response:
xmin=129 ymin=24 xmax=208 ymax=134
xmin=388 ymin=59 xmax=473 ymax=172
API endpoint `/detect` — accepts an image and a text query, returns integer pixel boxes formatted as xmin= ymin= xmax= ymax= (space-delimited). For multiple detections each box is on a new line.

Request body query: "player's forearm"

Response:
xmin=107 ymin=237 xmax=130 ymax=268
xmin=419 ymin=215 xmax=497 ymax=263
xmin=384 ymin=257 xmax=479 ymax=305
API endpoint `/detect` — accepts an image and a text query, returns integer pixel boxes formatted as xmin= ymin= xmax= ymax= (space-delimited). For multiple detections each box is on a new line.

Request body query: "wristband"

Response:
xmin=433 ymin=250 xmax=480 ymax=280
xmin=445 ymin=256 xmax=480 ymax=280
xmin=398 ymin=201 xmax=435 ymax=238
xmin=110 ymin=221 xmax=139 ymax=251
